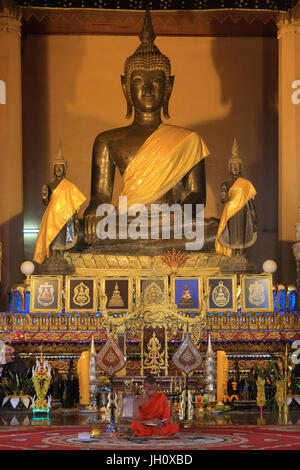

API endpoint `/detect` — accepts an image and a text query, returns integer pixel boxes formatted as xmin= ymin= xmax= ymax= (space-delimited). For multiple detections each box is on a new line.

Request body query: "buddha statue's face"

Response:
xmin=130 ymin=69 xmax=166 ymax=113
xmin=54 ymin=163 xmax=66 ymax=179
xmin=230 ymin=162 xmax=242 ymax=177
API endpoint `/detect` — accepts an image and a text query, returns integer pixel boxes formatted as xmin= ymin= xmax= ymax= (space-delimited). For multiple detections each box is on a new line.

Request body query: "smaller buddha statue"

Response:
xmin=179 ymin=283 xmax=195 ymax=308
xmin=34 ymin=143 xmax=86 ymax=274
xmin=215 ymin=138 xmax=257 ymax=258
xmin=107 ymin=282 xmax=125 ymax=308
xmin=41 ymin=146 xmax=69 ymax=257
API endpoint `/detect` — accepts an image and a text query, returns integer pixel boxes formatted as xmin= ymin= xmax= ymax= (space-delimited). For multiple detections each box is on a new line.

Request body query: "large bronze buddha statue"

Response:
xmin=83 ymin=10 xmax=217 ymax=254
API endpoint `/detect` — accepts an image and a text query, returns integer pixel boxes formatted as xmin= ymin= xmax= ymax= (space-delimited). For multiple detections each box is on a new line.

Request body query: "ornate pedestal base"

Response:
xmin=37 ymin=254 xmax=74 ymax=275
xmin=220 ymin=254 xmax=257 ymax=279
xmin=65 ymin=251 xmax=225 ymax=277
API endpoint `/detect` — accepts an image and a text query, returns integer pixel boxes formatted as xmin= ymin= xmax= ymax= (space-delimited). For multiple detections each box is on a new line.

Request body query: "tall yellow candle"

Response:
xmin=217 ymin=351 xmax=228 ymax=403
xmin=77 ymin=351 xmax=90 ymax=405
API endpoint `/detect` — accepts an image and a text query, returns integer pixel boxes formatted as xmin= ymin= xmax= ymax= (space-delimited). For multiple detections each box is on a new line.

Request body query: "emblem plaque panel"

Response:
xmin=65 ymin=276 xmax=98 ymax=313
xmin=30 ymin=276 xmax=63 ymax=313
xmin=205 ymin=275 xmax=237 ymax=312
xmin=240 ymin=274 xmax=274 ymax=312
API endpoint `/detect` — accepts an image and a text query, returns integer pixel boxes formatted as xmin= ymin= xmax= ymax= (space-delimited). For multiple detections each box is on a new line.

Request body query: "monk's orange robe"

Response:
xmin=130 ymin=392 xmax=179 ymax=437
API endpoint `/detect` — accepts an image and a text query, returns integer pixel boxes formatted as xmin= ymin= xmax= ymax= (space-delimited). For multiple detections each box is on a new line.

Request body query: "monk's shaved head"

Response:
xmin=144 ymin=376 xmax=156 ymax=386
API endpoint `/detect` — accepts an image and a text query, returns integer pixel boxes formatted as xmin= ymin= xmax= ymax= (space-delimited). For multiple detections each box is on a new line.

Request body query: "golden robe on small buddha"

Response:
xmin=34 ymin=178 xmax=86 ymax=265
xmin=215 ymin=139 xmax=257 ymax=257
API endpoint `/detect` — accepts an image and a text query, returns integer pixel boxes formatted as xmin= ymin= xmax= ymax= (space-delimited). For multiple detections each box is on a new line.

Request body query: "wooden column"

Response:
xmin=277 ymin=7 xmax=300 ymax=283
xmin=0 ymin=2 xmax=24 ymax=308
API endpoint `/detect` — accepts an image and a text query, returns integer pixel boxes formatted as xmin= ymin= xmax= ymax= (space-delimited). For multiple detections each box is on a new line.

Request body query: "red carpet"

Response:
xmin=0 ymin=424 xmax=299 ymax=450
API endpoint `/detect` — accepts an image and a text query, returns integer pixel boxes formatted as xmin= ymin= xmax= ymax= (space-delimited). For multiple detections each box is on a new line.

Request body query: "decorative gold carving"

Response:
xmin=142 ymin=329 xmax=166 ymax=375
xmin=4 ymin=310 xmax=300 ymax=333
xmin=32 ymin=354 xmax=52 ymax=412
xmin=161 ymin=249 xmax=187 ymax=275
xmin=67 ymin=252 xmax=223 ymax=278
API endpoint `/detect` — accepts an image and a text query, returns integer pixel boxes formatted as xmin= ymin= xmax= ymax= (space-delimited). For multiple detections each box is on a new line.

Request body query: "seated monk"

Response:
xmin=130 ymin=375 xmax=179 ymax=437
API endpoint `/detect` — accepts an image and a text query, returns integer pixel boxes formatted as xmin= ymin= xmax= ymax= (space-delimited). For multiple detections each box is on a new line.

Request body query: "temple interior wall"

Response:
xmin=21 ymin=34 xmax=284 ymax=281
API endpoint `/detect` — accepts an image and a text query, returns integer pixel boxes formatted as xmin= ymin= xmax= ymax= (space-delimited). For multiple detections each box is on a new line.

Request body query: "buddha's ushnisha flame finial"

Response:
xmin=139 ymin=7 xmax=156 ymax=45
xmin=232 ymin=137 xmax=239 ymax=156
xmin=52 ymin=140 xmax=68 ymax=169
xmin=123 ymin=8 xmax=173 ymax=119
xmin=228 ymin=137 xmax=244 ymax=170
xmin=124 ymin=9 xmax=171 ymax=83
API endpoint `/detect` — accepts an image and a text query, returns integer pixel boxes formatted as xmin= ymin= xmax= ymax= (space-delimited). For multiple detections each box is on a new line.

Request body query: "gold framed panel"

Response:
xmin=65 ymin=276 xmax=98 ymax=313
xmin=240 ymin=274 xmax=274 ymax=312
xmin=136 ymin=276 xmax=169 ymax=300
xmin=101 ymin=276 xmax=133 ymax=313
xmin=205 ymin=275 xmax=238 ymax=313
xmin=171 ymin=275 xmax=203 ymax=312
xmin=30 ymin=275 xmax=63 ymax=313
xmin=141 ymin=326 xmax=168 ymax=376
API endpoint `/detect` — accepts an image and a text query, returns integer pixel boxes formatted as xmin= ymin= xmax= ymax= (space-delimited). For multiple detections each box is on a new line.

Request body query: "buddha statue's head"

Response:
xmin=228 ymin=138 xmax=243 ymax=177
xmin=53 ymin=162 xmax=66 ymax=180
xmin=121 ymin=9 xmax=174 ymax=119
xmin=52 ymin=142 xmax=67 ymax=180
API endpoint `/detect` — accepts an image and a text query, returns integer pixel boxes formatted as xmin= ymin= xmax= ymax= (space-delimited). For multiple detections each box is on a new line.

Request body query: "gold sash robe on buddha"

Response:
xmin=215 ymin=177 xmax=257 ymax=257
xmin=34 ymin=179 xmax=87 ymax=264
xmin=119 ymin=124 xmax=209 ymax=211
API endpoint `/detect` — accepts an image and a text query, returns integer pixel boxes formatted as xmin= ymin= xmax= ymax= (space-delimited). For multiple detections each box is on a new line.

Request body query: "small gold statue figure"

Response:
xmin=179 ymin=284 xmax=195 ymax=308
xmin=108 ymin=282 xmax=125 ymax=308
